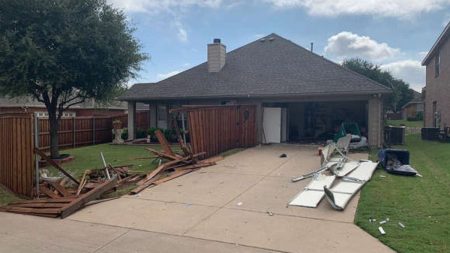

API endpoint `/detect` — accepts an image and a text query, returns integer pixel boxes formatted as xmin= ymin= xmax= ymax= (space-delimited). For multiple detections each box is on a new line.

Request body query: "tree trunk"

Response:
xmin=48 ymin=111 xmax=60 ymax=159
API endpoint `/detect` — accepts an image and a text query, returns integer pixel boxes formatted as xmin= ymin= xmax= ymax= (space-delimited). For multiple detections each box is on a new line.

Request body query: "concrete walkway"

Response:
xmin=0 ymin=145 xmax=394 ymax=253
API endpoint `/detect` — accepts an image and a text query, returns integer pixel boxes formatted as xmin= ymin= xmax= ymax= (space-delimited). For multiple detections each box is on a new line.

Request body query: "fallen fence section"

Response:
xmin=173 ymin=105 xmax=257 ymax=158
xmin=1 ymin=178 xmax=118 ymax=218
xmin=131 ymin=129 xmax=220 ymax=195
xmin=0 ymin=113 xmax=35 ymax=197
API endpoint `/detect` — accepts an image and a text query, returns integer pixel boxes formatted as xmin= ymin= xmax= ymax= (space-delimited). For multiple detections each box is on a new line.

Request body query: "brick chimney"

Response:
xmin=207 ymin=38 xmax=226 ymax=72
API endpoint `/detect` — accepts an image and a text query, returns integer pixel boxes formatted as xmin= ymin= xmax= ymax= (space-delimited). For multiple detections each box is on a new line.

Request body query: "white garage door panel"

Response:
xmin=263 ymin=107 xmax=282 ymax=143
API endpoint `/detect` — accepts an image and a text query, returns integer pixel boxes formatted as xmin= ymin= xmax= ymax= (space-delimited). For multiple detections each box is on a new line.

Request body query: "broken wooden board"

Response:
xmin=35 ymin=148 xmax=80 ymax=185
xmin=60 ymin=178 xmax=117 ymax=218
xmin=1 ymin=179 xmax=117 ymax=218
xmin=289 ymin=174 xmax=336 ymax=208
xmin=324 ymin=161 xmax=378 ymax=211
xmin=155 ymin=129 xmax=177 ymax=157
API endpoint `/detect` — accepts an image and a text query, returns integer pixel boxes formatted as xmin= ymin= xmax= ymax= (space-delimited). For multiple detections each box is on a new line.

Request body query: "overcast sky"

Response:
xmin=108 ymin=0 xmax=450 ymax=92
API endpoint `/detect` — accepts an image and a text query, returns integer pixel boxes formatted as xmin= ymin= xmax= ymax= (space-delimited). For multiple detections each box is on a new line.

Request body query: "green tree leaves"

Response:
xmin=343 ymin=58 xmax=414 ymax=112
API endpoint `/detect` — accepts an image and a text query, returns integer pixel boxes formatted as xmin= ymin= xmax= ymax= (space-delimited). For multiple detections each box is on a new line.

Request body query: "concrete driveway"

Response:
xmin=0 ymin=145 xmax=393 ymax=253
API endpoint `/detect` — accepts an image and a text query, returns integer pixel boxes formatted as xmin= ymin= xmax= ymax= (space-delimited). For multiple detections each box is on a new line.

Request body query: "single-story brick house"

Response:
xmin=0 ymin=96 xmax=128 ymax=117
xmin=401 ymin=91 xmax=424 ymax=120
xmin=120 ymin=34 xmax=391 ymax=147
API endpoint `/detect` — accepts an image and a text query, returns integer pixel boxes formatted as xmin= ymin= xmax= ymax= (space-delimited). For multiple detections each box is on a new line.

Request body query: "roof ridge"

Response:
xmin=278 ymin=37 xmax=392 ymax=92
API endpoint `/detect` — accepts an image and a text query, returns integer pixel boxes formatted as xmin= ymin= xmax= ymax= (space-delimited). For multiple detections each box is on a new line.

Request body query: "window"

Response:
xmin=35 ymin=111 xmax=76 ymax=118
xmin=435 ymin=52 xmax=440 ymax=78
xmin=157 ymin=105 xmax=167 ymax=121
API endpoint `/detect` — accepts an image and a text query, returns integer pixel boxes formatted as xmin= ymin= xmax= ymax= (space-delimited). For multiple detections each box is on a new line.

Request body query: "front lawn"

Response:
xmin=356 ymin=134 xmax=450 ymax=252
xmin=57 ymin=143 xmax=164 ymax=178
xmin=386 ymin=119 xmax=423 ymax=128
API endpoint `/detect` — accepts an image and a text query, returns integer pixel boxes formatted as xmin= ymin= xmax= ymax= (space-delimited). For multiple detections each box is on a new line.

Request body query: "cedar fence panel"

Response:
xmin=0 ymin=113 xmax=35 ymax=197
xmin=37 ymin=112 xmax=150 ymax=151
xmin=183 ymin=105 xmax=257 ymax=158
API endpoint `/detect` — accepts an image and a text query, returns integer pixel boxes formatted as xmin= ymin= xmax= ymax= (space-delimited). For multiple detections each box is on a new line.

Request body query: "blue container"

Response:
xmin=378 ymin=149 xmax=417 ymax=176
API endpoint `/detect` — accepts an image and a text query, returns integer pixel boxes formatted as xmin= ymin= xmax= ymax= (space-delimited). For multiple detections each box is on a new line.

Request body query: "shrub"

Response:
xmin=121 ymin=128 xmax=128 ymax=140
xmin=136 ymin=128 xmax=147 ymax=139
xmin=164 ymin=129 xmax=177 ymax=143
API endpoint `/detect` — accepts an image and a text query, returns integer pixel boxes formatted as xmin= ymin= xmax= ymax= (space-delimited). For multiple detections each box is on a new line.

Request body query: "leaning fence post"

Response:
xmin=34 ymin=113 xmax=40 ymax=197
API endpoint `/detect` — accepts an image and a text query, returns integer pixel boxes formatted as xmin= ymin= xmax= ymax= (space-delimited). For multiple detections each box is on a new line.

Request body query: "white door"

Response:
xmin=263 ymin=107 xmax=282 ymax=143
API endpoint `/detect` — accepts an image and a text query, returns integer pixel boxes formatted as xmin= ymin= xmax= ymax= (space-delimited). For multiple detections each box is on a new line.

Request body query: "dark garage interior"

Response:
xmin=287 ymin=101 xmax=368 ymax=142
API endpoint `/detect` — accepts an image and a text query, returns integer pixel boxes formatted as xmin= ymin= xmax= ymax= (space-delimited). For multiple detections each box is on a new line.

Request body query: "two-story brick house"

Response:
xmin=422 ymin=22 xmax=450 ymax=128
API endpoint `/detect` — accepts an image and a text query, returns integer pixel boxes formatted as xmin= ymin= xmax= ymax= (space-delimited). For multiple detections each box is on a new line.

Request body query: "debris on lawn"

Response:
xmin=378 ymin=226 xmax=386 ymax=235
xmin=130 ymin=129 xmax=221 ymax=195
xmin=378 ymin=148 xmax=420 ymax=177
xmin=289 ymin=134 xmax=378 ymax=210
xmin=0 ymin=148 xmax=144 ymax=218
xmin=379 ymin=218 xmax=389 ymax=225
xmin=398 ymin=222 xmax=406 ymax=228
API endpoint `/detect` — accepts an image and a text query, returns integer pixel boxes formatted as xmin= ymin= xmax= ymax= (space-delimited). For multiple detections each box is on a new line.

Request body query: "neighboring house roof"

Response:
xmin=422 ymin=21 xmax=450 ymax=65
xmin=120 ymin=33 xmax=391 ymax=101
xmin=401 ymin=91 xmax=424 ymax=109
xmin=0 ymin=96 xmax=127 ymax=110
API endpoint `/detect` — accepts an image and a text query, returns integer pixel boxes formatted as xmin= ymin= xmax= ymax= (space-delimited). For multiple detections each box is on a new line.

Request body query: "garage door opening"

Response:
xmin=287 ymin=101 xmax=368 ymax=143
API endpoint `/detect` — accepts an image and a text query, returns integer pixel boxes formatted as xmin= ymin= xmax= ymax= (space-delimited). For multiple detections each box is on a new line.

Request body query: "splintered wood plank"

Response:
xmin=1 ymin=206 xmax=62 ymax=214
xmin=8 ymin=198 xmax=75 ymax=204
xmin=130 ymin=177 xmax=160 ymax=195
xmin=8 ymin=202 xmax=67 ymax=208
xmin=44 ymin=180 xmax=72 ymax=197
xmin=153 ymin=169 xmax=194 ymax=185
xmin=155 ymin=129 xmax=176 ymax=156
xmin=146 ymin=147 xmax=180 ymax=161
xmin=34 ymin=148 xmax=80 ymax=185
xmin=60 ymin=178 xmax=117 ymax=219
xmin=39 ymin=185 xmax=61 ymax=199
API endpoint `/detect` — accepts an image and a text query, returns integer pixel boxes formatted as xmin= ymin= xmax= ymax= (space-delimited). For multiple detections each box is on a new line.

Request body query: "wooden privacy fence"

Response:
xmin=0 ymin=113 xmax=35 ymax=197
xmin=37 ymin=111 xmax=149 ymax=150
xmin=175 ymin=105 xmax=257 ymax=158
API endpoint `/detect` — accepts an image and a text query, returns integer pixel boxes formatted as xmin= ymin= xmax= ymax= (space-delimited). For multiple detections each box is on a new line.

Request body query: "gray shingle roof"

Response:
xmin=120 ymin=33 xmax=391 ymax=101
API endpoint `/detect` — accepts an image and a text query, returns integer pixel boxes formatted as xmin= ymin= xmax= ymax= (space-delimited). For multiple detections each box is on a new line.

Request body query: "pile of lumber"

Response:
xmin=0 ymin=179 xmax=117 ymax=218
xmin=1 ymin=127 xmax=220 ymax=217
xmin=1 ymin=149 xmax=143 ymax=218
xmin=130 ymin=129 xmax=221 ymax=194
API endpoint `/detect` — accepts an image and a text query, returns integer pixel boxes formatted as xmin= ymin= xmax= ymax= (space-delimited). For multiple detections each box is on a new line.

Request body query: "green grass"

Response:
xmin=0 ymin=186 xmax=19 ymax=206
xmin=55 ymin=144 xmax=166 ymax=178
xmin=356 ymin=134 xmax=450 ymax=253
xmin=386 ymin=119 xmax=423 ymax=128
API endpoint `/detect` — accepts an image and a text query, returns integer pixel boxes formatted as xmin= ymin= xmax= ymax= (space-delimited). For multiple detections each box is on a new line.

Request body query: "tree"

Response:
xmin=342 ymin=58 xmax=414 ymax=112
xmin=0 ymin=0 xmax=147 ymax=158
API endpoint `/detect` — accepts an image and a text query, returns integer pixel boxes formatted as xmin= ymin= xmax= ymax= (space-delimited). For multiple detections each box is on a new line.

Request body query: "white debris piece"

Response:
xmin=380 ymin=218 xmax=389 ymax=224
xmin=398 ymin=222 xmax=406 ymax=228
xmin=378 ymin=226 xmax=386 ymax=235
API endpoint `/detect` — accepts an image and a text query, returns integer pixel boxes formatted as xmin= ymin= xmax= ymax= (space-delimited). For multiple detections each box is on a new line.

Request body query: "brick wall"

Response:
xmin=368 ymin=96 xmax=383 ymax=147
xmin=424 ymin=35 xmax=450 ymax=128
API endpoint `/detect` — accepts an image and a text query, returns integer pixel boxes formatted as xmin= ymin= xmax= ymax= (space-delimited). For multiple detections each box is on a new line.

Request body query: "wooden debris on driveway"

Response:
xmin=130 ymin=129 xmax=221 ymax=195
xmin=0 ymin=178 xmax=117 ymax=218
